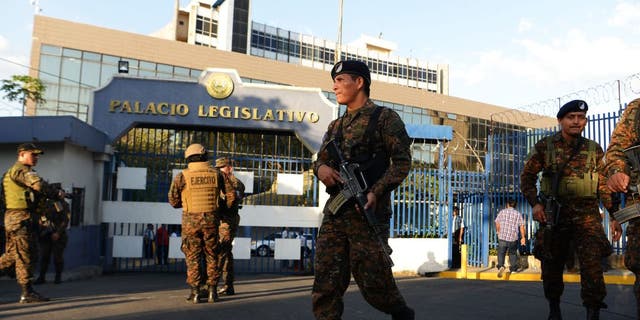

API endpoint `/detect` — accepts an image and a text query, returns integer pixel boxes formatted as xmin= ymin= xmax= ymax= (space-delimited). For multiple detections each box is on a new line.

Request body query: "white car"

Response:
xmin=251 ymin=231 xmax=314 ymax=257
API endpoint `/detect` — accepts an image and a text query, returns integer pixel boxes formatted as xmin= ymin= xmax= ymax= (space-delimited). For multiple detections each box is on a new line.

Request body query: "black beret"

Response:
xmin=331 ymin=60 xmax=371 ymax=84
xmin=557 ymin=100 xmax=588 ymax=119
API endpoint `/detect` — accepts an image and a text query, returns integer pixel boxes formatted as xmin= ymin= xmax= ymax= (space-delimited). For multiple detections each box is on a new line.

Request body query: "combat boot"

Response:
xmin=218 ymin=284 xmax=235 ymax=295
xmin=207 ymin=285 xmax=219 ymax=303
xmin=586 ymin=307 xmax=600 ymax=320
xmin=185 ymin=286 xmax=200 ymax=304
xmin=54 ymin=273 xmax=62 ymax=284
xmin=391 ymin=306 xmax=415 ymax=320
xmin=548 ymin=300 xmax=562 ymax=320
xmin=19 ymin=284 xmax=50 ymax=303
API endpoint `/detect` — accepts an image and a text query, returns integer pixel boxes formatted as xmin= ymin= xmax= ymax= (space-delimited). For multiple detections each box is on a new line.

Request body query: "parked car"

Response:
xmin=251 ymin=231 xmax=314 ymax=257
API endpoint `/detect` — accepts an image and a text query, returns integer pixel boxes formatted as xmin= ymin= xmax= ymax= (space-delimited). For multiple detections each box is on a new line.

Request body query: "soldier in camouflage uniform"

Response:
xmin=0 ymin=143 xmax=62 ymax=303
xmin=312 ymin=60 xmax=414 ymax=320
xmin=168 ymin=143 xmax=225 ymax=304
xmin=34 ymin=189 xmax=70 ymax=285
xmin=602 ymin=98 xmax=640 ymax=318
xmin=520 ymin=100 xmax=615 ymax=320
xmin=215 ymin=156 xmax=245 ymax=296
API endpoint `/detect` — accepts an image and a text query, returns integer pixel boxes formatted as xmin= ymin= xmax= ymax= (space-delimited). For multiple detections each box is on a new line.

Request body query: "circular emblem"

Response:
xmin=206 ymin=73 xmax=234 ymax=100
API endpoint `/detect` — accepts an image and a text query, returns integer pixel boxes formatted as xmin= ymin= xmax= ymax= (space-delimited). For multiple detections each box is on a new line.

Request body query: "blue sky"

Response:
xmin=2 ymin=0 xmax=640 ymax=117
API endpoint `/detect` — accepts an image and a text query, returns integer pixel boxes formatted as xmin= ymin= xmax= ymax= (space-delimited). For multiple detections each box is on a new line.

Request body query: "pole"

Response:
xmin=336 ymin=0 xmax=343 ymax=64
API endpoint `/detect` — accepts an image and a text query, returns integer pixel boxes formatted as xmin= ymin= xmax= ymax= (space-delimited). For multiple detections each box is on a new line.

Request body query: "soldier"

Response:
xmin=215 ymin=156 xmax=245 ymax=296
xmin=168 ymin=143 xmax=225 ymax=304
xmin=34 ymin=186 xmax=70 ymax=285
xmin=602 ymin=98 xmax=640 ymax=318
xmin=0 ymin=143 xmax=62 ymax=303
xmin=520 ymin=100 xmax=615 ymax=320
xmin=312 ymin=60 xmax=415 ymax=320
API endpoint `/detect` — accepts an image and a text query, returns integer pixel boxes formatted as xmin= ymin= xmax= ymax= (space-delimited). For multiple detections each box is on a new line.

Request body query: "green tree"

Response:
xmin=1 ymin=75 xmax=46 ymax=115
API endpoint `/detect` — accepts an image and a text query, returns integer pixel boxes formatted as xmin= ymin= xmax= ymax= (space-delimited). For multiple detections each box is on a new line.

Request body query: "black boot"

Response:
xmin=586 ymin=307 xmax=600 ymax=320
xmin=185 ymin=286 xmax=200 ymax=304
xmin=218 ymin=284 xmax=235 ymax=296
xmin=548 ymin=300 xmax=562 ymax=320
xmin=54 ymin=273 xmax=62 ymax=284
xmin=391 ymin=306 xmax=415 ymax=320
xmin=19 ymin=284 xmax=50 ymax=303
xmin=207 ymin=285 xmax=219 ymax=303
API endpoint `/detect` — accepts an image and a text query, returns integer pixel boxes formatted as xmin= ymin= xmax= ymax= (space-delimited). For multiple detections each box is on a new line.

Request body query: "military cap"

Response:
xmin=184 ymin=143 xmax=206 ymax=159
xmin=17 ymin=143 xmax=43 ymax=154
xmin=331 ymin=60 xmax=371 ymax=84
xmin=215 ymin=157 xmax=231 ymax=168
xmin=557 ymin=100 xmax=588 ymax=119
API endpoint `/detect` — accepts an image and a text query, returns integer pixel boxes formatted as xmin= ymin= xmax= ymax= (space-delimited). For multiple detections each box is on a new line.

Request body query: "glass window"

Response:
xmin=40 ymin=44 xmax=61 ymax=56
xmin=62 ymin=48 xmax=82 ymax=59
xmin=81 ymin=61 xmax=100 ymax=87
xmin=61 ymin=56 xmax=81 ymax=84
xmin=82 ymin=51 xmax=101 ymax=62
xmin=39 ymin=55 xmax=61 ymax=83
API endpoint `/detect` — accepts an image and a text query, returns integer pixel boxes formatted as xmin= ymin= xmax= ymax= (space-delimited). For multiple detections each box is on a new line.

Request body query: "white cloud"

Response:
xmin=608 ymin=1 xmax=640 ymax=33
xmin=517 ymin=18 xmax=533 ymax=33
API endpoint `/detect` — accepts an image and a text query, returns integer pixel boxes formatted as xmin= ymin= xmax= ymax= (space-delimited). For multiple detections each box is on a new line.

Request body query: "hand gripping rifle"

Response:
xmin=323 ymin=139 xmax=394 ymax=268
xmin=612 ymin=145 xmax=640 ymax=224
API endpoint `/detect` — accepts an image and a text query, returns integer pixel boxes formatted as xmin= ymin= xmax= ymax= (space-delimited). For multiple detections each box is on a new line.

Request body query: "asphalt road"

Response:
xmin=0 ymin=273 xmax=636 ymax=319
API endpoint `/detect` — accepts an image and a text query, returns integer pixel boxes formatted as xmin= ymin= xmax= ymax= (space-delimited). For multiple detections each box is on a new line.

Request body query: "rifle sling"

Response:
xmin=549 ymin=136 xmax=585 ymax=198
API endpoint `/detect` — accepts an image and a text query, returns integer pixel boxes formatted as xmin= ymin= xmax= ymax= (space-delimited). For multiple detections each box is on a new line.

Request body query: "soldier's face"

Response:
xmin=19 ymin=151 xmax=39 ymax=166
xmin=558 ymin=112 xmax=587 ymax=137
xmin=332 ymin=74 xmax=363 ymax=106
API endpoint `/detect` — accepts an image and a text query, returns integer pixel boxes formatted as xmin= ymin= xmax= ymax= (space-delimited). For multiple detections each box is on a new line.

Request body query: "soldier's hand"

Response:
xmin=533 ymin=203 xmax=546 ymax=223
xmin=610 ymin=220 xmax=623 ymax=242
xmin=607 ymin=172 xmax=630 ymax=192
xmin=51 ymin=232 xmax=60 ymax=241
xmin=317 ymin=164 xmax=342 ymax=187
xmin=363 ymin=192 xmax=377 ymax=212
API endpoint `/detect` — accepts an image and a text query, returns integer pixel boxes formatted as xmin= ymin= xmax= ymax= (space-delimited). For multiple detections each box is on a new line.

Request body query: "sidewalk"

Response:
xmin=0 ymin=271 xmax=636 ymax=319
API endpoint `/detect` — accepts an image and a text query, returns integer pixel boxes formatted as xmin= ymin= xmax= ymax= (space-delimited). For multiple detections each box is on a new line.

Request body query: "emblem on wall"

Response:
xmin=205 ymin=73 xmax=234 ymax=100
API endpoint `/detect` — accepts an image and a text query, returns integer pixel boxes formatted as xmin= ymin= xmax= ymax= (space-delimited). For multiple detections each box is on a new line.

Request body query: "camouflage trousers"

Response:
xmin=218 ymin=213 xmax=239 ymax=286
xmin=536 ymin=213 xmax=611 ymax=308
xmin=38 ymin=232 xmax=68 ymax=275
xmin=312 ymin=207 xmax=410 ymax=320
xmin=181 ymin=212 xmax=220 ymax=287
xmin=0 ymin=210 xmax=37 ymax=285
xmin=624 ymin=220 xmax=640 ymax=317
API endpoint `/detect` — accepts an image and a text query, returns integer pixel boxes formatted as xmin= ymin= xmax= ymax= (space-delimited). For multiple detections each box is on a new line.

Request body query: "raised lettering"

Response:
xmin=109 ymin=100 xmax=121 ymax=112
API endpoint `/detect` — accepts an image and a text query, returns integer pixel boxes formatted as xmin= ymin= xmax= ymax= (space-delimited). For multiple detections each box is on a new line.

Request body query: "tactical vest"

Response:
xmin=181 ymin=162 xmax=221 ymax=214
xmin=3 ymin=164 xmax=31 ymax=210
xmin=539 ymin=136 xmax=599 ymax=198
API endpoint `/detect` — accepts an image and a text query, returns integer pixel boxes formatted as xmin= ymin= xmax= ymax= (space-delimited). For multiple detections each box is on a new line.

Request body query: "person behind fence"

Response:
xmin=494 ymin=198 xmax=526 ymax=278
xmin=34 ymin=186 xmax=70 ymax=285
xmin=520 ymin=100 xmax=615 ymax=320
xmin=168 ymin=143 xmax=225 ymax=304
xmin=215 ymin=156 xmax=245 ymax=296
xmin=312 ymin=60 xmax=415 ymax=320
xmin=0 ymin=143 xmax=64 ymax=303
xmin=451 ymin=206 xmax=465 ymax=269
xmin=143 ymin=223 xmax=154 ymax=259
xmin=155 ymin=224 xmax=169 ymax=265
xmin=602 ymin=98 xmax=640 ymax=318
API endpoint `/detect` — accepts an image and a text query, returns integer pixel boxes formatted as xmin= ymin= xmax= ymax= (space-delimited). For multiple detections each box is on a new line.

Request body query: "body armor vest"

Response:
xmin=181 ymin=162 xmax=220 ymax=214
xmin=3 ymin=164 xmax=32 ymax=209
xmin=540 ymin=136 xmax=599 ymax=198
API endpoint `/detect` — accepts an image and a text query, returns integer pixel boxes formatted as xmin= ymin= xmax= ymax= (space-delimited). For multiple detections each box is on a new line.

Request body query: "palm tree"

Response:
xmin=1 ymin=75 xmax=46 ymax=116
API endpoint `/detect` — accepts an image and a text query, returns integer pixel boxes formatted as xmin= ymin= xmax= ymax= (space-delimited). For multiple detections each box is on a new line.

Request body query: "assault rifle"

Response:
xmin=612 ymin=145 xmax=640 ymax=224
xmin=323 ymin=139 xmax=394 ymax=268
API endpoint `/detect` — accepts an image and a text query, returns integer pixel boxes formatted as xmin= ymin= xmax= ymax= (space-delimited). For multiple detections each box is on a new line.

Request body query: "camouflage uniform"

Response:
xmin=603 ymin=98 xmax=640 ymax=316
xmin=168 ymin=161 xmax=225 ymax=292
xmin=521 ymin=132 xmax=612 ymax=309
xmin=218 ymin=173 xmax=244 ymax=291
xmin=0 ymin=162 xmax=57 ymax=287
xmin=36 ymin=197 xmax=70 ymax=283
xmin=312 ymin=100 xmax=413 ymax=319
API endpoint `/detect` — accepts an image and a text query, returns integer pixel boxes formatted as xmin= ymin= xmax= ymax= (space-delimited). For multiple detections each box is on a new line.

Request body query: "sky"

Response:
xmin=2 ymin=0 xmax=640 ymax=117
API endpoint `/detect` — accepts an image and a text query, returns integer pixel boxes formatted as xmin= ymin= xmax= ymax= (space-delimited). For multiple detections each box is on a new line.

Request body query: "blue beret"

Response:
xmin=331 ymin=60 xmax=371 ymax=84
xmin=557 ymin=100 xmax=588 ymax=119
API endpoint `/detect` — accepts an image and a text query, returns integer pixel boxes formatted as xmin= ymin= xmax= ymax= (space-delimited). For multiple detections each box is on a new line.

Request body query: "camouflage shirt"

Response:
xmin=313 ymin=99 xmax=411 ymax=218
xmin=520 ymin=132 xmax=610 ymax=214
xmin=604 ymin=98 xmax=640 ymax=207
